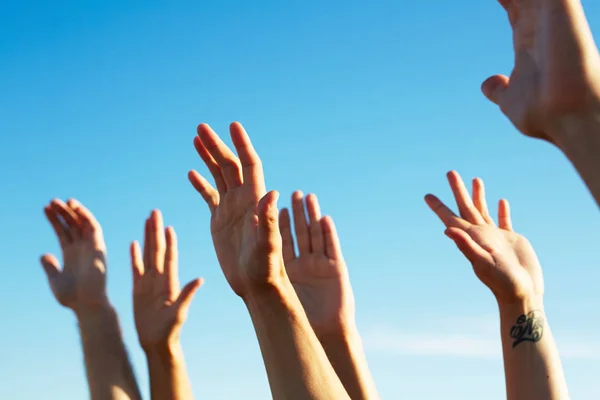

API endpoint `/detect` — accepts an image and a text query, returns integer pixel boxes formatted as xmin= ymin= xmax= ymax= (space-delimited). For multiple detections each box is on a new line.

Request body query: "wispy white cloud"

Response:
xmin=363 ymin=320 xmax=600 ymax=360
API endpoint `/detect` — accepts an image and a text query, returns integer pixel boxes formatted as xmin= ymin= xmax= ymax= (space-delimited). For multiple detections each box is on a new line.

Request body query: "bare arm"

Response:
xmin=482 ymin=0 xmax=600 ymax=207
xmin=131 ymin=211 xmax=202 ymax=400
xmin=498 ymin=300 xmax=568 ymax=400
xmin=552 ymin=114 xmax=600 ymax=207
xmin=77 ymin=305 xmax=143 ymax=400
xmin=41 ymin=199 xmax=142 ymax=400
xmin=188 ymin=122 xmax=350 ymax=399
xmin=280 ymin=192 xmax=379 ymax=399
xmin=425 ymin=171 xmax=569 ymax=400
xmin=245 ymin=280 xmax=351 ymax=399
xmin=144 ymin=344 xmax=193 ymax=400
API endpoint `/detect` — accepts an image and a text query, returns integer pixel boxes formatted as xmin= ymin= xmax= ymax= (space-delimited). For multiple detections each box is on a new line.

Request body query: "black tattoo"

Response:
xmin=510 ymin=311 xmax=544 ymax=348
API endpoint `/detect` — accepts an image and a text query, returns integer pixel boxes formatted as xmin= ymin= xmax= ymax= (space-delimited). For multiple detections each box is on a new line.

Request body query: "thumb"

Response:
xmin=40 ymin=254 xmax=61 ymax=280
xmin=175 ymin=278 xmax=204 ymax=312
xmin=257 ymin=190 xmax=281 ymax=251
xmin=444 ymin=228 xmax=493 ymax=265
xmin=481 ymin=75 xmax=509 ymax=106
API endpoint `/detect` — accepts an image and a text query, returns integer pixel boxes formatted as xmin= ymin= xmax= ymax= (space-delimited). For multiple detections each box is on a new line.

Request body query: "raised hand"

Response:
xmin=188 ymin=122 xmax=351 ymax=399
xmin=280 ymin=192 xmax=379 ymax=400
xmin=188 ymin=122 xmax=281 ymax=298
xmin=131 ymin=210 xmax=201 ymax=400
xmin=41 ymin=199 xmax=142 ymax=400
xmin=426 ymin=171 xmax=568 ymax=400
xmin=279 ymin=192 xmax=354 ymax=337
xmin=131 ymin=210 xmax=203 ymax=350
xmin=41 ymin=199 xmax=108 ymax=312
xmin=482 ymin=0 xmax=600 ymax=142
xmin=425 ymin=171 xmax=544 ymax=304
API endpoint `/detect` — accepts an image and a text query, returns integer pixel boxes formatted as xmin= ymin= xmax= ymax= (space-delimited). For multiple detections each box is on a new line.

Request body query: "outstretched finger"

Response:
xmin=279 ymin=208 xmax=297 ymax=264
xmin=164 ymin=226 xmax=180 ymax=298
xmin=175 ymin=278 xmax=204 ymax=314
xmin=321 ymin=216 xmax=343 ymax=260
xmin=193 ymin=136 xmax=227 ymax=195
xmin=447 ymin=171 xmax=486 ymax=224
xmin=444 ymin=227 xmax=494 ymax=266
xmin=130 ymin=241 xmax=144 ymax=283
xmin=149 ymin=210 xmax=166 ymax=274
xmin=40 ymin=254 xmax=61 ymax=280
xmin=188 ymin=170 xmax=219 ymax=213
xmin=197 ymin=124 xmax=243 ymax=189
xmin=291 ymin=191 xmax=311 ymax=255
xmin=51 ymin=200 xmax=82 ymax=239
xmin=68 ymin=199 xmax=102 ymax=239
xmin=306 ymin=194 xmax=324 ymax=254
xmin=257 ymin=191 xmax=282 ymax=253
xmin=424 ymin=194 xmax=470 ymax=230
xmin=472 ymin=178 xmax=494 ymax=225
xmin=229 ymin=122 xmax=266 ymax=192
xmin=44 ymin=206 xmax=71 ymax=245
xmin=498 ymin=199 xmax=513 ymax=231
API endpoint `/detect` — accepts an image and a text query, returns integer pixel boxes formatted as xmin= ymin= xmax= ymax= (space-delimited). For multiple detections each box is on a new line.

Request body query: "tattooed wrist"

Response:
xmin=509 ymin=310 xmax=545 ymax=348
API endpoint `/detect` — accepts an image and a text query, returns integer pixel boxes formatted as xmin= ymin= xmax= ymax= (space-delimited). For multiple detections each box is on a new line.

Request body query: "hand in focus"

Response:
xmin=425 ymin=171 xmax=544 ymax=304
xmin=41 ymin=199 xmax=109 ymax=313
xmin=188 ymin=122 xmax=283 ymax=298
xmin=280 ymin=192 xmax=355 ymax=337
xmin=131 ymin=210 xmax=203 ymax=350
xmin=482 ymin=0 xmax=600 ymax=141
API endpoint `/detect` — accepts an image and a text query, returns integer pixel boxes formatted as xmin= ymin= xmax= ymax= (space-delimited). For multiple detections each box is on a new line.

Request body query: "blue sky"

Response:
xmin=1 ymin=0 xmax=600 ymax=398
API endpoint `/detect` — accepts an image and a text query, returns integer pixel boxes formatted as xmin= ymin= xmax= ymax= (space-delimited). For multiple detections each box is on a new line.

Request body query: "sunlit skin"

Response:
xmin=425 ymin=171 xmax=568 ymax=400
xmin=188 ymin=122 xmax=350 ymax=400
xmin=425 ymin=171 xmax=543 ymax=304
xmin=41 ymin=199 xmax=109 ymax=312
xmin=482 ymin=0 xmax=600 ymax=142
xmin=131 ymin=210 xmax=201 ymax=400
xmin=280 ymin=192 xmax=354 ymax=337
xmin=131 ymin=210 xmax=202 ymax=350
xmin=280 ymin=192 xmax=380 ymax=400
xmin=41 ymin=199 xmax=142 ymax=400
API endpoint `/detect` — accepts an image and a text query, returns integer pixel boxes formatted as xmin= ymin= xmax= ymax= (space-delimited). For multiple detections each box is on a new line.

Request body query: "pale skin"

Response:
xmin=188 ymin=122 xmax=350 ymax=400
xmin=41 ymin=199 xmax=142 ymax=400
xmin=425 ymin=171 xmax=569 ymax=400
xmin=483 ymin=0 xmax=600 ymax=207
xmin=279 ymin=192 xmax=380 ymax=400
xmin=131 ymin=210 xmax=202 ymax=400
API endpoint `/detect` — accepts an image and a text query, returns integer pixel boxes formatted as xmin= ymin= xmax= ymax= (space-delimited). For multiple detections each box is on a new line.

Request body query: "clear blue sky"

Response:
xmin=1 ymin=1 xmax=599 ymax=399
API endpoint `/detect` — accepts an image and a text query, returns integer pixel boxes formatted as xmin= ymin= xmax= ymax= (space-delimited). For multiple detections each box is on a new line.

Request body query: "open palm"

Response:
xmin=425 ymin=171 xmax=544 ymax=303
xmin=188 ymin=122 xmax=282 ymax=298
xmin=131 ymin=210 xmax=202 ymax=349
xmin=280 ymin=192 xmax=355 ymax=337
xmin=41 ymin=199 xmax=108 ymax=311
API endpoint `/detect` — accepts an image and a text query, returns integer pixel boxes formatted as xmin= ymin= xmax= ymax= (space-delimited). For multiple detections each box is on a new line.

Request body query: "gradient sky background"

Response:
xmin=1 ymin=1 xmax=600 ymax=399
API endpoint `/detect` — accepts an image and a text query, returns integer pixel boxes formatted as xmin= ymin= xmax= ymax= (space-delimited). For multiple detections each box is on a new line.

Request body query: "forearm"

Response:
xmin=319 ymin=329 xmax=380 ymax=400
xmin=244 ymin=279 xmax=350 ymax=400
xmin=498 ymin=298 xmax=569 ymax=400
xmin=145 ymin=342 xmax=194 ymax=400
xmin=76 ymin=304 xmax=142 ymax=400
xmin=552 ymin=113 xmax=600 ymax=207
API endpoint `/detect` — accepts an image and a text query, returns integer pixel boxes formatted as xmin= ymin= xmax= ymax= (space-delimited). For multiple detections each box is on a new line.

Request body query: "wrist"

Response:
xmin=548 ymin=110 xmax=600 ymax=150
xmin=497 ymin=295 xmax=544 ymax=315
xmin=74 ymin=301 xmax=115 ymax=323
xmin=144 ymin=340 xmax=184 ymax=364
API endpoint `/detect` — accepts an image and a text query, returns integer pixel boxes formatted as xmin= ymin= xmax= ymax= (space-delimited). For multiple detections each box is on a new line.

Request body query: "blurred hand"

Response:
xmin=280 ymin=192 xmax=355 ymax=337
xmin=41 ymin=199 xmax=109 ymax=313
xmin=131 ymin=210 xmax=203 ymax=350
xmin=188 ymin=122 xmax=283 ymax=298
xmin=425 ymin=171 xmax=544 ymax=304
xmin=482 ymin=0 xmax=600 ymax=141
